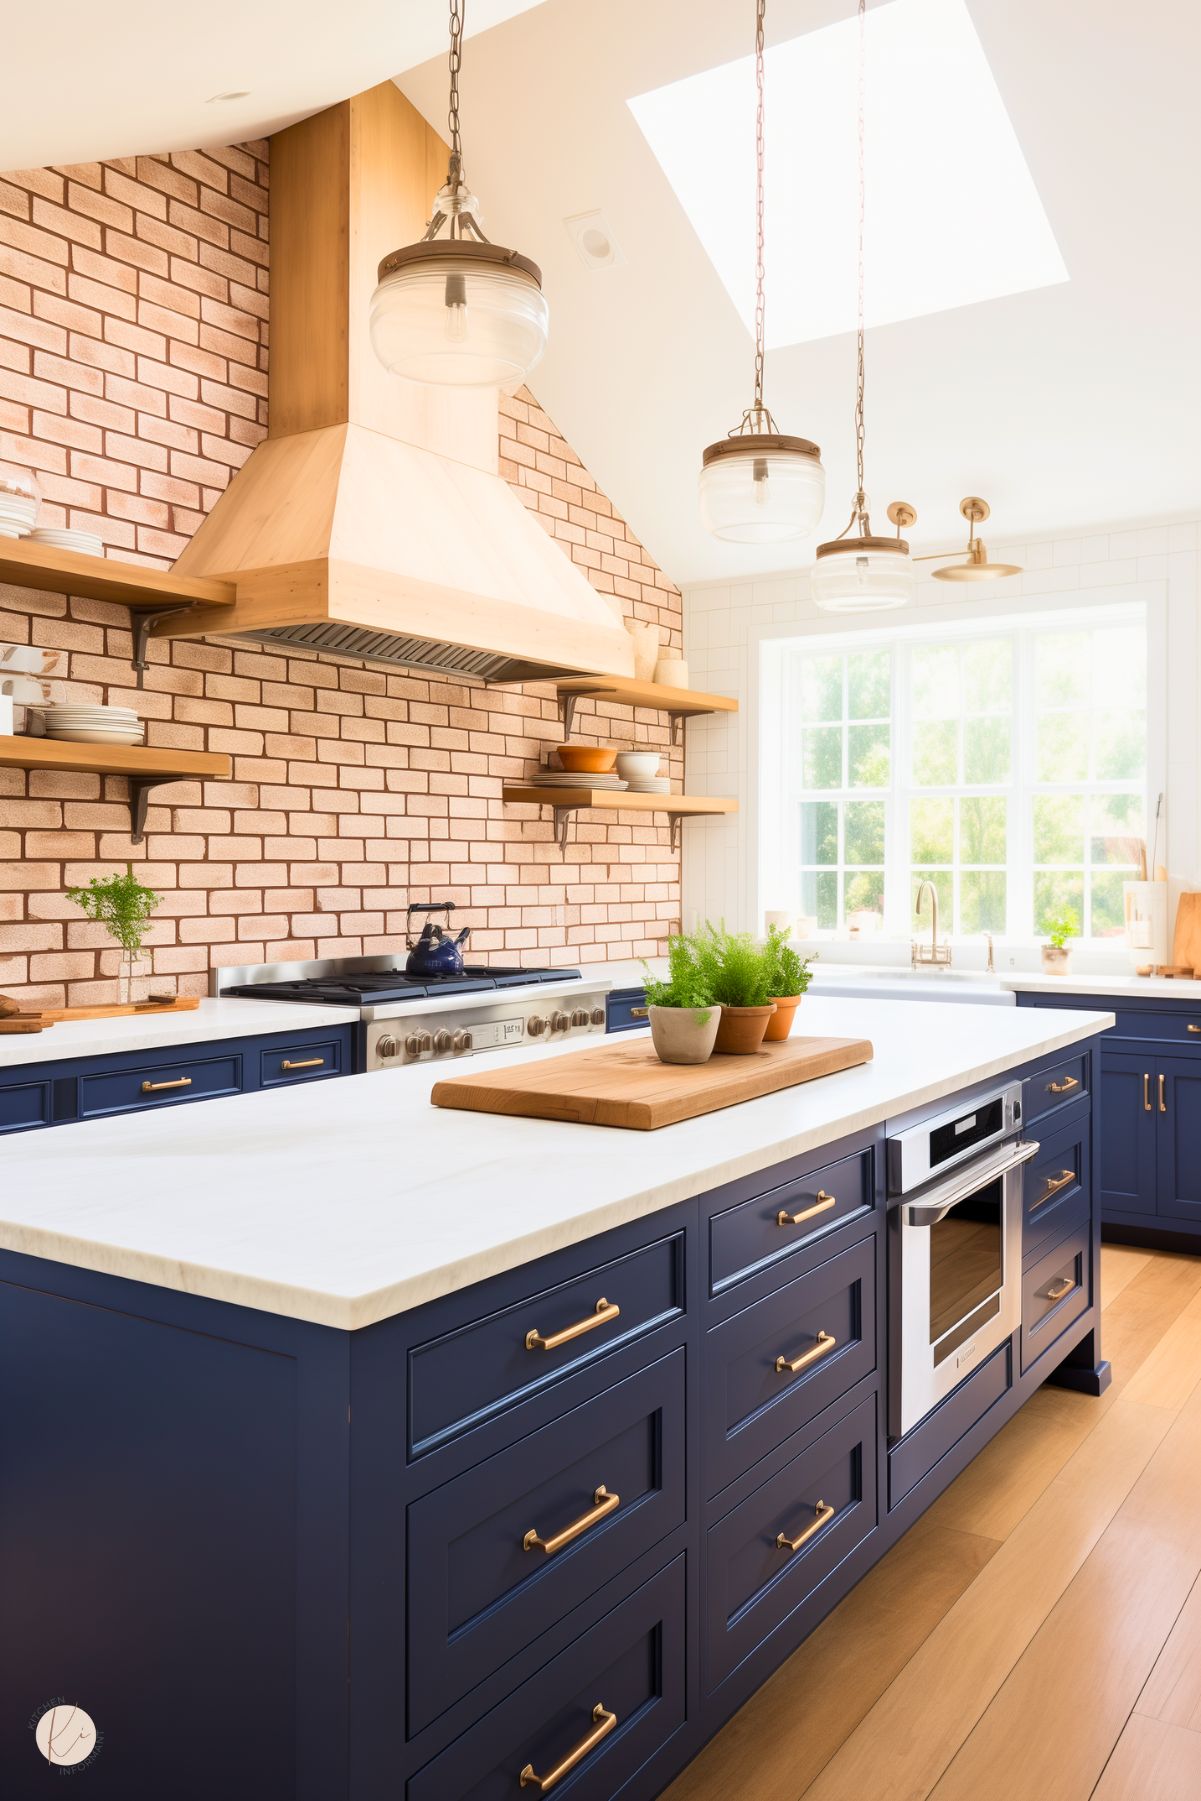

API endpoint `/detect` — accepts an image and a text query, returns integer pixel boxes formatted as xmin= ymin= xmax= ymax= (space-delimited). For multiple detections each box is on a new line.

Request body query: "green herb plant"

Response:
xmin=642 ymin=933 xmax=715 ymax=1020
xmin=1044 ymin=909 xmax=1078 ymax=952
xmin=761 ymin=924 xmax=813 ymax=999
xmin=696 ymin=924 xmax=773 ymax=1009
xmin=66 ymin=862 xmax=161 ymax=957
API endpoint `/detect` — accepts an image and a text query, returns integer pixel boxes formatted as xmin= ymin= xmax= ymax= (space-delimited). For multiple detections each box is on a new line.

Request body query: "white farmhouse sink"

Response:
xmin=809 ymin=964 xmax=1016 ymax=1007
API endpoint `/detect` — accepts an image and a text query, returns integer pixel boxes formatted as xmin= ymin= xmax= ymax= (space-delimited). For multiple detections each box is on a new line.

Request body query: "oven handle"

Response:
xmin=903 ymin=1139 xmax=1040 ymax=1227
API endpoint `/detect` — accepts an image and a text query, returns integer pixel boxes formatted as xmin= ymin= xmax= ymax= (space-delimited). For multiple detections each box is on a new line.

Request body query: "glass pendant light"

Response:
xmin=370 ymin=0 xmax=549 ymax=392
xmin=699 ymin=0 xmax=825 ymax=544
xmin=812 ymin=0 xmax=914 ymax=613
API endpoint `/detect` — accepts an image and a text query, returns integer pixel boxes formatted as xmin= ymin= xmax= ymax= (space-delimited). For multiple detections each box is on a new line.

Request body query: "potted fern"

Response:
xmin=641 ymin=934 xmax=719 ymax=1064
xmin=66 ymin=863 xmax=162 ymax=1005
xmin=1041 ymin=908 xmax=1078 ymax=976
xmin=698 ymin=925 xmax=776 ymax=1054
xmin=761 ymin=925 xmax=813 ymax=1041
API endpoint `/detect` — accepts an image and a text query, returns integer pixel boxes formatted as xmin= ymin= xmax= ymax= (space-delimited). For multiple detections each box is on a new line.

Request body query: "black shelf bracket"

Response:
xmin=127 ymin=776 xmax=189 ymax=846
xmin=132 ymin=606 xmax=196 ymax=686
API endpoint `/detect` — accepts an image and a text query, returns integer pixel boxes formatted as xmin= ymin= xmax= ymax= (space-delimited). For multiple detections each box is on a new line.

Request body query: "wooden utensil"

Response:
xmin=431 ymin=1032 xmax=874 ymax=1131
xmin=1172 ymin=893 xmax=1201 ymax=977
xmin=0 ymin=994 xmax=199 ymax=1028
xmin=0 ymin=1016 xmax=46 ymax=1033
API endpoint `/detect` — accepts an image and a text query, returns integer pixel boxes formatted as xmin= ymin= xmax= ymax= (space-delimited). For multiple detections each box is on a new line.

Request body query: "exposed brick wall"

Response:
xmin=0 ymin=148 xmax=682 ymax=1005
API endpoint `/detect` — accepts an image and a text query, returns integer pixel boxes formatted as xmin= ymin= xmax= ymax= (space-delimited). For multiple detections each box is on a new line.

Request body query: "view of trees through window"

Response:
xmin=766 ymin=608 xmax=1148 ymax=943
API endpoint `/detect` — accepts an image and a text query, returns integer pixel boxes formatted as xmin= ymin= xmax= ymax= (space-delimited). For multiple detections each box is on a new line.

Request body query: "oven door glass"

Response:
xmin=928 ymin=1175 xmax=1004 ymax=1365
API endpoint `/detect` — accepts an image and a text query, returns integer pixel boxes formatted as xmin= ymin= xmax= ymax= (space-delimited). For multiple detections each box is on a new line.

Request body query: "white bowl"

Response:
xmin=615 ymin=751 xmax=662 ymax=783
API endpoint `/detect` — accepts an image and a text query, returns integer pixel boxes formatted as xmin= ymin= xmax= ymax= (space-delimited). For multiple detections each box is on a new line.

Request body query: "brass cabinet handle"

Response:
xmin=1144 ymin=1072 xmax=1152 ymax=1112
xmin=1045 ymin=1275 xmax=1076 ymax=1302
xmin=281 ymin=1058 xmax=325 ymax=1071
xmin=630 ymin=1007 xmax=649 ymax=1018
xmin=523 ymin=1484 xmax=619 ymax=1555
xmin=1034 ymin=1169 xmax=1076 ymax=1208
xmin=519 ymin=1702 xmax=618 ymax=1791
xmin=1189 ymin=1024 xmax=1201 ymax=1034
xmin=141 ymin=1076 xmax=192 ymax=1094
xmin=525 ymin=1297 xmax=620 ymax=1352
xmin=776 ymin=1498 xmax=836 ymax=1554
xmin=777 ymin=1189 xmax=837 ymax=1228
xmin=1047 ymin=1075 xmax=1079 ymax=1095
xmin=1159 ymin=1073 xmax=1168 ymax=1114
xmin=775 ymin=1329 xmax=837 ymax=1375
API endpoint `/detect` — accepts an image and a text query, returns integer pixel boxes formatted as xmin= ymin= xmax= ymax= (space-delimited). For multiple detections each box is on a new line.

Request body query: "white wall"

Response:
xmin=682 ymin=517 xmax=1200 ymax=953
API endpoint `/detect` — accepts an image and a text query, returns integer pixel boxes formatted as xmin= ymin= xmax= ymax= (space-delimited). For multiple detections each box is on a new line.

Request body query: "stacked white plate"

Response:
xmin=624 ymin=776 xmax=672 ymax=794
xmin=0 ymin=496 xmax=37 ymax=539
xmin=34 ymin=704 xmax=144 ymax=745
xmin=531 ymin=770 xmax=628 ymax=790
xmin=30 ymin=527 xmax=104 ymax=557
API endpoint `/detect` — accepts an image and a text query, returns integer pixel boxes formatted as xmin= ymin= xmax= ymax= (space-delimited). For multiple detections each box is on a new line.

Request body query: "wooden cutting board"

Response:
xmin=431 ymin=1032 xmax=874 ymax=1131
xmin=0 ymin=994 xmax=200 ymax=1032
xmin=1172 ymin=893 xmax=1201 ymax=976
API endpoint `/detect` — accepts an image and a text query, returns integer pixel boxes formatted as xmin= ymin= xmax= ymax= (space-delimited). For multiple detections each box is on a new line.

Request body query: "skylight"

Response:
xmin=628 ymin=0 xmax=1067 ymax=347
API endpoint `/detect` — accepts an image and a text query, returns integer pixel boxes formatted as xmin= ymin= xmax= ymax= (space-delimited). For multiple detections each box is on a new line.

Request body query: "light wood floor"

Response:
xmin=665 ymin=1245 xmax=1201 ymax=1801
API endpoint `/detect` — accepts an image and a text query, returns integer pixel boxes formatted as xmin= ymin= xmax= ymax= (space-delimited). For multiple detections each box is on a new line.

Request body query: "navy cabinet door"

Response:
xmin=1157 ymin=1055 xmax=1201 ymax=1225
xmin=1099 ymin=1050 xmax=1158 ymax=1217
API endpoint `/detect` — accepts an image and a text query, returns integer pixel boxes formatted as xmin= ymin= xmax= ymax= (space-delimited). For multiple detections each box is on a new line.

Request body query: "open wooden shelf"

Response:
xmin=0 ymin=735 xmax=231 ymax=844
xmin=553 ymin=677 xmax=738 ymax=743
xmin=502 ymin=784 xmax=736 ymax=852
xmin=0 ymin=538 xmax=236 ymax=613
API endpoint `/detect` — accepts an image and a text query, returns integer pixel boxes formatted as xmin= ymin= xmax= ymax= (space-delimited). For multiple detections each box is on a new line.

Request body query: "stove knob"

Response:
xmin=527 ymin=1014 xmax=548 ymax=1037
xmin=550 ymin=1011 xmax=571 ymax=1034
xmin=570 ymin=1007 xmax=589 ymax=1028
xmin=405 ymin=1030 xmax=433 ymax=1057
xmin=452 ymin=1029 xmax=473 ymax=1054
xmin=433 ymin=1029 xmax=453 ymax=1054
xmin=590 ymin=1006 xmax=606 ymax=1027
xmin=377 ymin=1035 xmax=400 ymax=1059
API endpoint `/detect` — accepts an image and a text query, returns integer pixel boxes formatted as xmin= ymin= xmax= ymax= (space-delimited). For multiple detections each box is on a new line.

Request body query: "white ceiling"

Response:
xmin=398 ymin=0 xmax=1201 ymax=586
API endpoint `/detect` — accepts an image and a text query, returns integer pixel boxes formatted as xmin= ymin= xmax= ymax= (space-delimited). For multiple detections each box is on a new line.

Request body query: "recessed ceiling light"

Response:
xmin=629 ymin=0 xmax=1067 ymax=346
xmin=206 ymin=91 xmax=251 ymax=104
xmin=564 ymin=210 xmax=624 ymax=269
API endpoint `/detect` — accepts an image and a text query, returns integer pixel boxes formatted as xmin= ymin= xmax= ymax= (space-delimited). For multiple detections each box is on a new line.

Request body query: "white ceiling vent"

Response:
xmin=564 ymin=210 xmax=624 ymax=270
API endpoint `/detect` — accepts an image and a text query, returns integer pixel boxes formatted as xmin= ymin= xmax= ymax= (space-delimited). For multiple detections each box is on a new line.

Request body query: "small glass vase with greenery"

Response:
xmin=641 ymin=934 xmax=719 ymax=1065
xmin=696 ymin=924 xmax=777 ymax=1054
xmin=66 ymin=863 xmax=162 ymax=1004
xmin=1041 ymin=907 xmax=1078 ymax=975
xmin=761 ymin=923 xmax=814 ymax=1041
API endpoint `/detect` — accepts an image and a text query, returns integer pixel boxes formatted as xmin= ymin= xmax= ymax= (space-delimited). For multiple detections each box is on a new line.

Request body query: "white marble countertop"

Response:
xmin=0 ymin=995 xmax=1112 ymax=1331
xmin=0 ymin=996 xmax=360 ymax=1067
xmin=1001 ymin=970 xmax=1201 ymax=1000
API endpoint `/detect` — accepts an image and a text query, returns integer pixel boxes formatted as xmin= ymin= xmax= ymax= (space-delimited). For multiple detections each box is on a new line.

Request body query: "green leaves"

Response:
xmin=66 ymin=862 xmax=161 ymax=955
xmin=1043 ymin=907 xmax=1079 ymax=951
xmin=644 ymin=922 xmax=812 ymax=1011
xmin=761 ymin=924 xmax=813 ymax=999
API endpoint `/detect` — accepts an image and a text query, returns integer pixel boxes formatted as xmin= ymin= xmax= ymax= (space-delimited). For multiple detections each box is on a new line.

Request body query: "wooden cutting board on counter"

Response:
xmin=430 ymin=1032 xmax=874 ymax=1131
xmin=0 ymin=994 xmax=200 ymax=1033
xmin=1172 ymin=892 xmax=1201 ymax=976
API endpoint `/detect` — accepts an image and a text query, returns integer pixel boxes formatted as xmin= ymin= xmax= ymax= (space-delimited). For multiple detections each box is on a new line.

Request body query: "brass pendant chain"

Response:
xmin=853 ymin=0 xmax=867 ymax=525
xmin=448 ymin=0 xmax=465 ymax=176
xmin=752 ymin=0 xmax=767 ymax=420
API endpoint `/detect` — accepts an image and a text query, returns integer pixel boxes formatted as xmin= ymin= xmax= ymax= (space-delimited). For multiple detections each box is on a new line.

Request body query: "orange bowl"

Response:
xmin=555 ymin=743 xmax=618 ymax=774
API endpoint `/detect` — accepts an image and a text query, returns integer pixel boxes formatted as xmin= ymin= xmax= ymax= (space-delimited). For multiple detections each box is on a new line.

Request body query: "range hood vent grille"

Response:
xmin=242 ymin=623 xmax=548 ymax=683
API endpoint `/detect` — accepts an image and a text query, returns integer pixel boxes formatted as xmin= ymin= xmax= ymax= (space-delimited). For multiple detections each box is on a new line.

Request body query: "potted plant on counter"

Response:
xmin=761 ymin=925 xmax=813 ymax=1041
xmin=699 ymin=925 xmax=776 ymax=1054
xmin=66 ymin=862 xmax=161 ymax=1005
xmin=641 ymin=935 xmax=719 ymax=1065
xmin=1041 ymin=908 xmax=1078 ymax=976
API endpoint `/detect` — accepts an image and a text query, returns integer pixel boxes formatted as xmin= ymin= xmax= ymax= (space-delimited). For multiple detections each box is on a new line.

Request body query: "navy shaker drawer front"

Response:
xmin=888 ymin=1340 xmax=1012 ymax=1509
xmin=406 ymin=1556 xmax=686 ymax=1801
xmin=406 ymin=1350 xmax=686 ymax=1736
xmin=1021 ymin=1222 xmax=1091 ymax=1374
xmin=1022 ymin=1052 xmax=1089 ymax=1127
xmin=606 ymin=989 xmax=648 ymax=1034
xmin=1110 ymin=1007 xmax=1201 ymax=1045
xmin=78 ymin=1050 xmax=242 ymax=1118
xmin=708 ymin=1148 xmax=873 ymax=1296
xmin=1023 ymin=1119 xmax=1090 ymax=1260
xmin=0 ymin=1076 xmax=53 ymax=1135
xmin=258 ymin=1036 xmax=347 ymax=1087
xmin=704 ymin=1393 xmax=877 ymax=1693
xmin=408 ymin=1232 xmax=685 ymax=1459
xmin=704 ymin=1235 xmax=876 ymax=1498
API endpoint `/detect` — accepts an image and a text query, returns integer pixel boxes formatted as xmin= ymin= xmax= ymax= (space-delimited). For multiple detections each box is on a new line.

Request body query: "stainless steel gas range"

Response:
xmin=213 ymin=955 xmax=614 ymax=1070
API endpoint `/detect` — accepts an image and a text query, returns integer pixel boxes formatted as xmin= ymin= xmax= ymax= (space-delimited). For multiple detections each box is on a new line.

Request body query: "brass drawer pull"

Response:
xmin=776 ymin=1498 xmax=836 ymax=1554
xmin=1045 ymin=1275 xmax=1076 ymax=1302
xmin=775 ymin=1329 xmax=837 ymax=1375
xmin=629 ymin=1006 xmax=649 ymax=1019
xmin=281 ymin=1058 xmax=325 ymax=1071
xmin=1034 ymin=1169 xmax=1076 ymax=1208
xmin=141 ymin=1076 xmax=193 ymax=1094
xmin=1159 ymin=1073 xmax=1168 ymax=1114
xmin=1144 ymin=1072 xmax=1152 ymax=1112
xmin=1047 ymin=1075 xmax=1079 ymax=1095
xmin=519 ymin=1702 xmax=618 ymax=1791
xmin=777 ymin=1188 xmax=837 ymax=1228
xmin=1189 ymin=1024 xmax=1201 ymax=1034
xmin=525 ymin=1297 xmax=620 ymax=1352
xmin=523 ymin=1484 xmax=619 ymax=1555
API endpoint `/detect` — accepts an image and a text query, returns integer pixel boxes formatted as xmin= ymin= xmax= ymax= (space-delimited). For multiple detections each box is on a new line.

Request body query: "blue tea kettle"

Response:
xmin=405 ymin=901 xmax=471 ymax=979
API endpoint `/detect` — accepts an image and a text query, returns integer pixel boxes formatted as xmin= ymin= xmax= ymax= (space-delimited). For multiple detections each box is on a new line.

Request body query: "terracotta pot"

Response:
xmin=714 ymin=1002 xmax=776 ymax=1055
xmin=1041 ymin=945 xmax=1072 ymax=976
xmin=648 ymin=1004 xmax=720 ymax=1065
xmin=764 ymin=994 xmax=801 ymax=1041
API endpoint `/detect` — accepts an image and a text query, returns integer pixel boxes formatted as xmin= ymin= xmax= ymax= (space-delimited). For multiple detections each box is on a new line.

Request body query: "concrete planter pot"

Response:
xmin=648 ymin=1004 xmax=720 ymax=1065
xmin=764 ymin=994 xmax=802 ymax=1041
xmin=714 ymin=1002 xmax=776 ymax=1055
xmin=1041 ymin=945 xmax=1072 ymax=976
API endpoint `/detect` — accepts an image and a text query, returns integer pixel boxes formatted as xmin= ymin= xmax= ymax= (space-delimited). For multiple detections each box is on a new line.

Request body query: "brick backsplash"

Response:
xmin=0 ymin=145 xmax=682 ymax=1005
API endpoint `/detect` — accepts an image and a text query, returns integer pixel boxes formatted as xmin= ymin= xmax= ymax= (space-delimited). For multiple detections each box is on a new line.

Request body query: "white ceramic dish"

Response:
xmin=615 ymin=751 xmax=662 ymax=783
xmin=29 ymin=528 xmax=104 ymax=555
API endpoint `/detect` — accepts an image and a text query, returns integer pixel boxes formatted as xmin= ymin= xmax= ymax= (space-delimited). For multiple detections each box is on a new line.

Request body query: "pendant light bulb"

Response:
xmin=370 ymin=1 xmax=549 ymax=391
xmin=698 ymin=0 xmax=825 ymax=544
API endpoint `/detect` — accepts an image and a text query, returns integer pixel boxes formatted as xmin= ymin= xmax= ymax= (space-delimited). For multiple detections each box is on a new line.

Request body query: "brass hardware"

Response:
xmin=140 ymin=1076 xmax=193 ymax=1094
xmin=281 ymin=1058 xmax=325 ymax=1071
xmin=775 ymin=1329 xmax=837 ymax=1375
xmin=1159 ymin=1073 xmax=1168 ymax=1114
xmin=519 ymin=1703 xmax=618 ymax=1791
xmin=776 ymin=1498 xmax=836 ymax=1554
xmin=525 ymin=1297 xmax=620 ymax=1352
xmin=629 ymin=1007 xmax=649 ymax=1019
xmin=1144 ymin=1072 xmax=1152 ymax=1112
xmin=1034 ymin=1169 xmax=1076 ymax=1208
xmin=1047 ymin=1075 xmax=1079 ymax=1095
xmin=777 ymin=1189 xmax=836 ymax=1228
xmin=523 ymin=1485 xmax=619 ymax=1555
xmin=918 ymin=498 xmax=1023 ymax=583
xmin=1189 ymin=1024 xmax=1201 ymax=1035
xmin=1045 ymin=1276 xmax=1076 ymax=1302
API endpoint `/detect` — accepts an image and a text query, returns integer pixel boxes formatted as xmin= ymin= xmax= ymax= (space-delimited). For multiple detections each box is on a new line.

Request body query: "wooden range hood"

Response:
xmin=153 ymin=83 xmax=634 ymax=684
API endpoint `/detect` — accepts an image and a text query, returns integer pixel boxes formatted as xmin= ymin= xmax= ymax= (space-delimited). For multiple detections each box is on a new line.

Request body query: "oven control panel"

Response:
xmin=368 ymin=993 xmax=609 ymax=1067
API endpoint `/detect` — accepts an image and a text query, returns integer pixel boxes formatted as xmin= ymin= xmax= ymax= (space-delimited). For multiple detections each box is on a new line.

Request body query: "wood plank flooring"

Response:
xmin=664 ymin=1245 xmax=1201 ymax=1801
